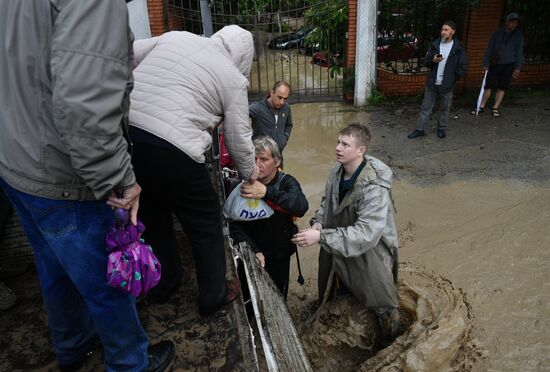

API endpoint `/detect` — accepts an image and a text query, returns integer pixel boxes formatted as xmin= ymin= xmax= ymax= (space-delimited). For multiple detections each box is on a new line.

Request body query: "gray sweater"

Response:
xmin=483 ymin=28 xmax=524 ymax=69
xmin=249 ymin=98 xmax=293 ymax=151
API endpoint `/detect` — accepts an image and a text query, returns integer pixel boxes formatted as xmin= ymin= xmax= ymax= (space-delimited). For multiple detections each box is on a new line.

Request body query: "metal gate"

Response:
xmin=164 ymin=0 xmax=347 ymax=102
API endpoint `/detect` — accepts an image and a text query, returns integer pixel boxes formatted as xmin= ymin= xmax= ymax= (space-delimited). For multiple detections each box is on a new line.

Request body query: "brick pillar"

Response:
xmin=346 ymin=0 xmax=357 ymax=70
xmin=462 ymin=0 xmax=503 ymax=89
xmin=147 ymin=0 xmax=165 ymax=36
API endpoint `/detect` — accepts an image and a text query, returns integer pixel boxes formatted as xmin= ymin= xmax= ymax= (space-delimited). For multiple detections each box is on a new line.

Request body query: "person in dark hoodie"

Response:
xmin=408 ymin=21 xmax=467 ymax=139
xmin=471 ymin=12 xmax=524 ymax=118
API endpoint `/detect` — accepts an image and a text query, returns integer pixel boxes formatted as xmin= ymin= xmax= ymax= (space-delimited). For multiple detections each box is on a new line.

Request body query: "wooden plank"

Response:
xmin=232 ymin=240 xmax=313 ymax=372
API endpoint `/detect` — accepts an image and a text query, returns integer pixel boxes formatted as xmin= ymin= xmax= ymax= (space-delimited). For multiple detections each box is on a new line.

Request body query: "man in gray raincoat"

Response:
xmin=292 ymin=123 xmax=400 ymax=343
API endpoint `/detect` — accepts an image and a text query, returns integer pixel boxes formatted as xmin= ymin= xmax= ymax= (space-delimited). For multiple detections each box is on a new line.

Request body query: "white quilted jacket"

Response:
xmin=130 ymin=26 xmax=255 ymax=178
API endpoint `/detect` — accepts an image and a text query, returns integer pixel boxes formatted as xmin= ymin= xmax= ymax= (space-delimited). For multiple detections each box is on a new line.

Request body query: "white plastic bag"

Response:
xmin=223 ymin=182 xmax=274 ymax=221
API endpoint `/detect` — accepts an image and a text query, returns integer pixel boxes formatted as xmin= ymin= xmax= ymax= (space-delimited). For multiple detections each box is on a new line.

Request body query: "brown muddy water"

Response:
xmin=283 ymin=101 xmax=550 ymax=371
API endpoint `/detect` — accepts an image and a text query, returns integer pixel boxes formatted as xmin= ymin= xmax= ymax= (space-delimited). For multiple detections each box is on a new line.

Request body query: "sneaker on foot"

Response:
xmin=437 ymin=128 xmax=446 ymax=139
xmin=0 ymin=281 xmax=17 ymax=310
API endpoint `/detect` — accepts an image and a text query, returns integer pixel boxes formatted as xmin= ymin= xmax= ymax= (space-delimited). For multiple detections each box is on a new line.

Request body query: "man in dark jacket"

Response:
xmin=250 ymin=81 xmax=293 ymax=153
xmin=408 ymin=21 xmax=467 ymax=139
xmin=0 ymin=1 xmax=173 ymax=371
xmin=229 ymin=136 xmax=308 ymax=299
xmin=472 ymin=12 xmax=524 ymax=118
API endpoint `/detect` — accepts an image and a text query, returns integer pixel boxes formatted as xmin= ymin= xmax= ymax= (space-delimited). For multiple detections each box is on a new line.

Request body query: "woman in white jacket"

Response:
xmin=129 ymin=25 xmax=258 ymax=315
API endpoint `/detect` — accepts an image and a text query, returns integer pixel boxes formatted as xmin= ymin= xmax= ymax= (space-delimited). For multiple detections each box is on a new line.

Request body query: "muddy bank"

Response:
xmin=299 ymin=263 xmax=476 ymax=371
xmin=284 ymin=98 xmax=550 ymax=371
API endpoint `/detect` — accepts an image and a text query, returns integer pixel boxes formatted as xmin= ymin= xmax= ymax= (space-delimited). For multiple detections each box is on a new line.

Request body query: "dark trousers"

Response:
xmin=132 ymin=142 xmax=227 ymax=315
xmin=0 ymin=187 xmax=12 ymax=237
xmin=266 ymin=256 xmax=291 ymax=299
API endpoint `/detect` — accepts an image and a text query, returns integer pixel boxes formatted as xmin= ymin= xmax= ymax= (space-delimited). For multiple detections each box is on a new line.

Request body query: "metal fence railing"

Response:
xmin=164 ymin=0 xmax=348 ymax=102
xmin=376 ymin=0 xmax=468 ymax=74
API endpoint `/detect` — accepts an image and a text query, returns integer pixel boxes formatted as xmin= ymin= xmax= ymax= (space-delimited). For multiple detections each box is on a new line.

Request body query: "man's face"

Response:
xmin=506 ymin=19 xmax=518 ymax=31
xmin=268 ymin=85 xmax=290 ymax=110
xmin=256 ymin=148 xmax=280 ymax=183
xmin=440 ymin=25 xmax=455 ymax=41
xmin=335 ymin=134 xmax=365 ymax=166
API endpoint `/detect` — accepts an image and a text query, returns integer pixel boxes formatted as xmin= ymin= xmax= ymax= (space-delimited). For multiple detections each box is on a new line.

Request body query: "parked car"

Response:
xmin=308 ymin=31 xmax=418 ymax=66
xmin=268 ymin=26 xmax=316 ymax=50
xmin=377 ymin=32 xmax=418 ymax=62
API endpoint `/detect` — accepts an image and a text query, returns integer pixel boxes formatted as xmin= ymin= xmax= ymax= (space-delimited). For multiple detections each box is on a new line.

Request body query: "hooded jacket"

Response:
xmin=311 ymin=155 xmax=399 ymax=310
xmin=0 ymin=1 xmax=135 ymax=200
xmin=423 ymin=37 xmax=468 ymax=93
xmin=129 ymin=26 xmax=255 ymax=179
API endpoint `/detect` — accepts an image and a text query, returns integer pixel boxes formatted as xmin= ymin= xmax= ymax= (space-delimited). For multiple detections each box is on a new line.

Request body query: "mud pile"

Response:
xmin=300 ymin=263 xmax=481 ymax=371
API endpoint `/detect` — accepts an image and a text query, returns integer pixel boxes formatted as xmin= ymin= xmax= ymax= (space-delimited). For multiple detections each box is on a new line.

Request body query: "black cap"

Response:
xmin=443 ymin=21 xmax=457 ymax=30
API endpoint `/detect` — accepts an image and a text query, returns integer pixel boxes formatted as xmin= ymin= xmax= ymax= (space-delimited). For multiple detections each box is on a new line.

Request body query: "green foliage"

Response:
xmin=367 ymin=88 xmax=387 ymax=105
xmin=303 ymin=0 xmax=347 ymax=56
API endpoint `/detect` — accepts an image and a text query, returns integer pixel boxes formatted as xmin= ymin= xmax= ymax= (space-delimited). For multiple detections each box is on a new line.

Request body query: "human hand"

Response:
xmin=512 ymin=69 xmax=520 ymax=79
xmin=248 ymin=164 xmax=260 ymax=184
xmin=255 ymin=252 xmax=266 ymax=268
xmin=433 ymin=54 xmax=443 ymax=63
xmin=483 ymin=66 xmax=489 ymax=72
xmin=107 ymin=183 xmax=141 ymax=225
xmin=292 ymin=229 xmax=321 ymax=247
xmin=241 ymin=181 xmax=267 ymax=199
xmin=311 ymin=222 xmax=323 ymax=231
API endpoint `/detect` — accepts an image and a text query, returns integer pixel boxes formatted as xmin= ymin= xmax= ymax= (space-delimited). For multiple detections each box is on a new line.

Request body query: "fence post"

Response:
xmin=199 ymin=0 xmax=213 ymax=37
xmin=354 ymin=0 xmax=378 ymax=106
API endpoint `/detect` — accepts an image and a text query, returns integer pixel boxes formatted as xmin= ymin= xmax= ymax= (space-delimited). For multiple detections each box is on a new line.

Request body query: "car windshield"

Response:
xmin=295 ymin=27 xmax=312 ymax=37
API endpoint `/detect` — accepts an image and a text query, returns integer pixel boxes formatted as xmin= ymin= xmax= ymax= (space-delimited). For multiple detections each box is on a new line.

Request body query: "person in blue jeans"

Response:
xmin=0 ymin=1 xmax=174 ymax=371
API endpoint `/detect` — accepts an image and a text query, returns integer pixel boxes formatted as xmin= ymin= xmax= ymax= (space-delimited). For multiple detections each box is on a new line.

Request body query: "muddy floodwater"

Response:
xmin=283 ymin=98 xmax=550 ymax=371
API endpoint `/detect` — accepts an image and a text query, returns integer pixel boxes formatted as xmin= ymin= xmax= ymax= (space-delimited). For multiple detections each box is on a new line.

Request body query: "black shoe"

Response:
xmin=437 ymin=128 xmax=446 ymax=138
xmin=407 ymin=129 xmax=425 ymax=139
xmin=58 ymin=347 xmax=96 ymax=372
xmin=146 ymin=340 xmax=175 ymax=372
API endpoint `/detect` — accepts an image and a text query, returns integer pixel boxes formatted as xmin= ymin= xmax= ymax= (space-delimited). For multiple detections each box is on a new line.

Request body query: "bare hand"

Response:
xmin=255 ymin=252 xmax=266 ymax=268
xmin=248 ymin=164 xmax=260 ymax=184
xmin=512 ymin=69 xmax=520 ymax=79
xmin=241 ymin=181 xmax=267 ymax=199
xmin=311 ymin=222 xmax=323 ymax=231
xmin=292 ymin=229 xmax=321 ymax=247
xmin=433 ymin=55 xmax=443 ymax=63
xmin=107 ymin=183 xmax=141 ymax=225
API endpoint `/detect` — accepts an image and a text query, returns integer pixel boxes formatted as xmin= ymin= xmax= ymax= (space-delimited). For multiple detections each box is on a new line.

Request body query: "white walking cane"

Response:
xmin=475 ymin=70 xmax=488 ymax=115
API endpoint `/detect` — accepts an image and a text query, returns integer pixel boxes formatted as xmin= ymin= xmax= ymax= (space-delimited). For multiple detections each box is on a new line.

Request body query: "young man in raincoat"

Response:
xmin=292 ymin=123 xmax=401 ymax=344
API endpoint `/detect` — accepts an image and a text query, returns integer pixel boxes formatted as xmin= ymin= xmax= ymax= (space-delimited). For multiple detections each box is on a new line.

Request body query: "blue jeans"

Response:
xmin=416 ymin=85 xmax=454 ymax=130
xmin=0 ymin=178 xmax=148 ymax=371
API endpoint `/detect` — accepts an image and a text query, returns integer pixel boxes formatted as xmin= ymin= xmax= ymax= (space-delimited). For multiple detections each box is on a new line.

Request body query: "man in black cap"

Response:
xmin=472 ymin=12 xmax=524 ymax=118
xmin=408 ymin=21 xmax=467 ymax=139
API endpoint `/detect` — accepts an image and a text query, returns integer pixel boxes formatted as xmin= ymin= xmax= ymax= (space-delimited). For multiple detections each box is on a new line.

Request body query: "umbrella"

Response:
xmin=105 ymin=208 xmax=161 ymax=297
xmin=475 ymin=70 xmax=488 ymax=115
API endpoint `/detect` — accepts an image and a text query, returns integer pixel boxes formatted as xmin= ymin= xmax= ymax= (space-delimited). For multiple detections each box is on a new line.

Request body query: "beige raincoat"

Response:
xmin=311 ymin=155 xmax=399 ymax=309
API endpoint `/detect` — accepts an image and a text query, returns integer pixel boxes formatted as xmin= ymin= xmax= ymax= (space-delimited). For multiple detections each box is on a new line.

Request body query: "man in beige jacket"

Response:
xmin=129 ymin=26 xmax=258 ymax=315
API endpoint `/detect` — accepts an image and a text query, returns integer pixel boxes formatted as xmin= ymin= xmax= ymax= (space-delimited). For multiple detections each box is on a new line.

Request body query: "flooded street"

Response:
xmin=283 ymin=99 xmax=550 ymax=370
